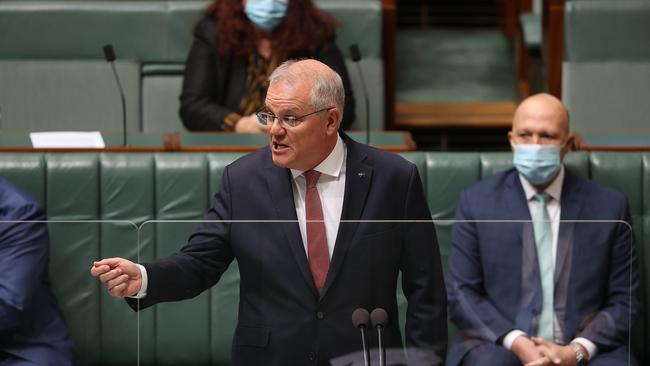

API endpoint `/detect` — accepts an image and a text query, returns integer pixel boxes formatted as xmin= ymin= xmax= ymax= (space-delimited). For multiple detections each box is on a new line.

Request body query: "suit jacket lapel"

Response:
xmin=321 ymin=136 xmax=372 ymax=297
xmin=556 ymin=170 xmax=583 ymax=285
xmin=504 ymin=170 xmax=541 ymax=334
xmin=504 ymin=170 xmax=532 ymax=240
xmin=553 ymin=169 xmax=583 ymax=341
xmin=264 ymin=159 xmax=317 ymax=295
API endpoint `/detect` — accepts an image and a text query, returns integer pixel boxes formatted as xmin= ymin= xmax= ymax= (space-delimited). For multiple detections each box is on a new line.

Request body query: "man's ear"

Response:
xmin=567 ymin=132 xmax=587 ymax=151
xmin=561 ymin=134 xmax=576 ymax=159
xmin=507 ymin=130 xmax=515 ymax=150
xmin=566 ymin=134 xmax=576 ymax=149
xmin=326 ymin=108 xmax=341 ymax=133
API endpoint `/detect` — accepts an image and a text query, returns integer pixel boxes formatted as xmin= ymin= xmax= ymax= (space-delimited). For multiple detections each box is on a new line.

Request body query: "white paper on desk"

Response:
xmin=30 ymin=131 xmax=105 ymax=148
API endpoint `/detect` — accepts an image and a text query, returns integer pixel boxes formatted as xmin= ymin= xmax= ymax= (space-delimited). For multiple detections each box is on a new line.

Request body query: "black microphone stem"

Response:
xmin=108 ymin=61 xmax=127 ymax=147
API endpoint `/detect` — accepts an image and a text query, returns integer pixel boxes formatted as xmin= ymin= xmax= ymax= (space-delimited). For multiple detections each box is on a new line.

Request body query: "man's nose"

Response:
xmin=268 ymin=118 xmax=285 ymax=135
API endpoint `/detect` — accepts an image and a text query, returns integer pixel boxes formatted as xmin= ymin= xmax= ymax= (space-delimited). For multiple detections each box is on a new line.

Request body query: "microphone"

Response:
xmin=370 ymin=308 xmax=389 ymax=366
xmin=349 ymin=44 xmax=370 ymax=145
xmin=352 ymin=308 xmax=371 ymax=366
xmin=102 ymin=44 xmax=127 ymax=147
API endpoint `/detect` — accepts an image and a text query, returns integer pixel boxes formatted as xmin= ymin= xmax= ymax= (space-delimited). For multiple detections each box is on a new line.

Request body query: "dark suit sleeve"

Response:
xmin=129 ymin=166 xmax=236 ymax=310
xmin=447 ymin=190 xmax=514 ymax=342
xmin=400 ymin=164 xmax=447 ymax=361
xmin=578 ymin=198 xmax=641 ymax=350
xmin=315 ymin=41 xmax=356 ymax=130
xmin=0 ymin=198 xmax=49 ymax=339
xmin=179 ymin=19 xmax=238 ymax=131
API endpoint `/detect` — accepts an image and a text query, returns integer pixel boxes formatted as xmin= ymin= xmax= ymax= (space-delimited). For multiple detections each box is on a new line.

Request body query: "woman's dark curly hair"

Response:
xmin=205 ymin=0 xmax=337 ymax=62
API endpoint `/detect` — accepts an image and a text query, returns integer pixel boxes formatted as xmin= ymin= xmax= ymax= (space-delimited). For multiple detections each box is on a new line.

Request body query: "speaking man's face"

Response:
xmin=265 ymin=80 xmax=336 ymax=171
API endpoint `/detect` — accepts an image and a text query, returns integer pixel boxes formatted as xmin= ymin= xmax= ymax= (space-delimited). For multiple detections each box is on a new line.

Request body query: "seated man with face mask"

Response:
xmin=446 ymin=94 xmax=640 ymax=366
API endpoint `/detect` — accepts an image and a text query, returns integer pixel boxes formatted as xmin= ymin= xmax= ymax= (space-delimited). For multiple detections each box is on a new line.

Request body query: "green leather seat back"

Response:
xmin=318 ymin=0 xmax=384 ymax=131
xmin=0 ymin=1 xmax=168 ymax=134
xmin=140 ymin=1 xmax=203 ymax=133
xmin=46 ymin=154 xmax=104 ymax=365
xmin=590 ymin=152 xmax=647 ymax=362
xmin=0 ymin=60 xmax=141 ymax=134
xmin=153 ymin=154 xmax=211 ymax=364
xmin=426 ymin=153 xmax=481 ymax=273
xmin=562 ymin=0 xmax=650 ymax=138
xmin=141 ymin=65 xmax=186 ymax=133
xmin=0 ymin=154 xmax=46 ymax=204
xmin=99 ymin=154 xmax=155 ymax=365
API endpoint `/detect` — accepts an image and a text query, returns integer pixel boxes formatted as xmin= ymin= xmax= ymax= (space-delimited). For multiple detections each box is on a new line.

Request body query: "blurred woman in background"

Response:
xmin=180 ymin=0 xmax=355 ymax=132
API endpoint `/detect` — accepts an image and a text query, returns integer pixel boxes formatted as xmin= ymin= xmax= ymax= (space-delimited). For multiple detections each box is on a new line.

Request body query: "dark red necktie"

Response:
xmin=305 ymin=170 xmax=329 ymax=295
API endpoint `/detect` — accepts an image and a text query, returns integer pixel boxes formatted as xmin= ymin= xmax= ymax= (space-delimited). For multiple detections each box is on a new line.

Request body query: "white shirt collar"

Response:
xmin=291 ymin=135 xmax=345 ymax=180
xmin=519 ymin=164 xmax=565 ymax=202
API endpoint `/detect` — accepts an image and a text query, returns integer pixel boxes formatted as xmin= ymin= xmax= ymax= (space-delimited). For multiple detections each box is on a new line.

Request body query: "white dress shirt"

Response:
xmin=291 ymin=135 xmax=346 ymax=259
xmin=503 ymin=165 xmax=597 ymax=359
xmin=132 ymin=136 xmax=347 ymax=298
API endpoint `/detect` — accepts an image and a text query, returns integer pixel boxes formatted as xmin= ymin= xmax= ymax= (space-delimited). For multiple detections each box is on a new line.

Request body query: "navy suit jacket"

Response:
xmin=130 ymin=134 xmax=448 ymax=365
xmin=0 ymin=178 xmax=76 ymax=365
xmin=446 ymin=167 xmax=640 ymax=365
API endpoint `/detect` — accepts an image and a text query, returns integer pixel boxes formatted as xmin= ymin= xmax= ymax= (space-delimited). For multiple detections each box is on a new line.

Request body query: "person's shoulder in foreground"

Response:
xmin=0 ymin=178 xmax=77 ymax=365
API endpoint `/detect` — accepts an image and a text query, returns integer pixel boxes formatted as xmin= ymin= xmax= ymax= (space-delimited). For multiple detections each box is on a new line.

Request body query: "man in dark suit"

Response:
xmin=0 ymin=178 xmax=76 ymax=365
xmin=92 ymin=59 xmax=447 ymax=365
xmin=446 ymin=94 xmax=640 ymax=366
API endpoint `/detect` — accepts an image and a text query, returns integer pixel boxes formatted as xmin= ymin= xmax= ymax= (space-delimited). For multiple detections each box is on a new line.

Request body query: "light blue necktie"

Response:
xmin=533 ymin=192 xmax=554 ymax=341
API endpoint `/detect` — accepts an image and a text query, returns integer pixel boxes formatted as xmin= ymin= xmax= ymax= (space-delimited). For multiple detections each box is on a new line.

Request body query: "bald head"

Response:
xmin=269 ymin=59 xmax=345 ymax=123
xmin=512 ymin=93 xmax=570 ymax=138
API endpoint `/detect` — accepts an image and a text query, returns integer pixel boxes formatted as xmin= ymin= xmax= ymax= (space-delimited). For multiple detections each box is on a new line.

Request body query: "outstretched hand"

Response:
xmin=90 ymin=257 xmax=142 ymax=298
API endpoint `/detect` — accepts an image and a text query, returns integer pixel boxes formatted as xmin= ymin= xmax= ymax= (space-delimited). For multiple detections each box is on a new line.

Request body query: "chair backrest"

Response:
xmin=562 ymin=0 xmax=650 ymax=138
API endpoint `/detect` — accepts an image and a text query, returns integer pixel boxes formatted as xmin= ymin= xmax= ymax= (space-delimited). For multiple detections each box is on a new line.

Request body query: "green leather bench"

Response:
xmin=0 ymin=0 xmax=384 ymax=134
xmin=0 ymin=151 xmax=648 ymax=364
xmin=562 ymin=0 xmax=650 ymax=141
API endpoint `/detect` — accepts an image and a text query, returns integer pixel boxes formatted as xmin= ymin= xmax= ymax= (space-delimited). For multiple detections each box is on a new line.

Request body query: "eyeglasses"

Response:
xmin=256 ymin=107 xmax=333 ymax=128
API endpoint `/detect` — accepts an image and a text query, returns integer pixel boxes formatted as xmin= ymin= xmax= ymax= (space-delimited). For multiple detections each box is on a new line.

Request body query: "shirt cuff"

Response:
xmin=572 ymin=337 xmax=597 ymax=360
xmin=127 ymin=264 xmax=148 ymax=299
xmin=502 ymin=330 xmax=527 ymax=350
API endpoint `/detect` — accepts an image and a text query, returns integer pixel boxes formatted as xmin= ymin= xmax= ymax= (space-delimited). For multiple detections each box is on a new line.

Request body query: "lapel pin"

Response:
xmin=357 ymin=172 xmax=366 ymax=178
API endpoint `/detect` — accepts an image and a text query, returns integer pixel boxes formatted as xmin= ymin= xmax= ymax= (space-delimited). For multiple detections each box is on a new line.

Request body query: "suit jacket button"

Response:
xmin=308 ymin=351 xmax=317 ymax=361
xmin=316 ymin=311 xmax=324 ymax=320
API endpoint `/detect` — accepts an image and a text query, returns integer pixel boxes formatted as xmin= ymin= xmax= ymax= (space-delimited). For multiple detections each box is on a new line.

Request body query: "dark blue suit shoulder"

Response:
xmin=353 ymin=142 xmax=417 ymax=174
xmin=0 ymin=178 xmax=44 ymax=221
xmin=220 ymin=147 xmax=271 ymax=174
xmin=461 ymin=168 xmax=515 ymax=198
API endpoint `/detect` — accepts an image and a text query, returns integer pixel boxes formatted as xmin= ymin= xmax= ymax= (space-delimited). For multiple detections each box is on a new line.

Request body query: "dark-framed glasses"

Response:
xmin=256 ymin=107 xmax=333 ymax=128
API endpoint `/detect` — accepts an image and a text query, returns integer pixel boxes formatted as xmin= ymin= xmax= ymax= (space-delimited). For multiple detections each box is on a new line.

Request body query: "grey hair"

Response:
xmin=268 ymin=59 xmax=345 ymax=123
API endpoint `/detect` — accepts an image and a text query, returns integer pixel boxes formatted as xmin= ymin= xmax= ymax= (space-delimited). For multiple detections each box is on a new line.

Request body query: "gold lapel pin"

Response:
xmin=357 ymin=172 xmax=366 ymax=178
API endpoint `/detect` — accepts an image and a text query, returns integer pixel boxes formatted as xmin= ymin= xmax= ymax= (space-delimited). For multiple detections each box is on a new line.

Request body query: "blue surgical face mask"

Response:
xmin=245 ymin=0 xmax=288 ymax=32
xmin=512 ymin=143 xmax=564 ymax=185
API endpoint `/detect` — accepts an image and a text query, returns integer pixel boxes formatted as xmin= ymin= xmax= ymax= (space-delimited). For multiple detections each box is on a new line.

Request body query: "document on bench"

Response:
xmin=30 ymin=131 xmax=105 ymax=148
